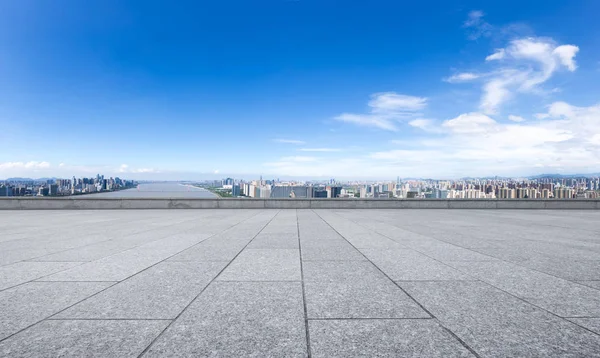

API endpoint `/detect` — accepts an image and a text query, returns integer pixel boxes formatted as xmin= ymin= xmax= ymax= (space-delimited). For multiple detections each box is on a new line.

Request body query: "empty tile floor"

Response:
xmin=1 ymin=209 xmax=600 ymax=357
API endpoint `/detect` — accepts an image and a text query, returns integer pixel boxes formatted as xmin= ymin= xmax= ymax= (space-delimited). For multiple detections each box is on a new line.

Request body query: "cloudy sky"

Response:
xmin=1 ymin=1 xmax=599 ymax=180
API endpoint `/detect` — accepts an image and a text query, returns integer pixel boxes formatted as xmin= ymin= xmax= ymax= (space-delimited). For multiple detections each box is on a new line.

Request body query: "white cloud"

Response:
xmin=334 ymin=92 xmax=427 ymax=131
xmin=359 ymin=102 xmax=600 ymax=177
xmin=408 ymin=119 xmax=436 ymax=131
xmin=299 ymin=148 xmax=341 ymax=152
xmin=368 ymin=92 xmax=427 ymax=112
xmin=553 ymin=45 xmax=579 ymax=70
xmin=118 ymin=164 xmax=159 ymax=174
xmin=273 ymin=139 xmax=305 ymax=145
xmin=463 ymin=10 xmax=492 ymax=40
xmin=281 ymin=156 xmax=317 ymax=162
xmin=508 ymin=115 xmax=525 ymax=122
xmin=442 ymin=112 xmax=497 ymax=134
xmin=444 ymin=72 xmax=481 ymax=83
xmin=477 ymin=37 xmax=579 ymax=113
xmin=485 ymin=49 xmax=505 ymax=61
xmin=0 ymin=161 xmax=51 ymax=170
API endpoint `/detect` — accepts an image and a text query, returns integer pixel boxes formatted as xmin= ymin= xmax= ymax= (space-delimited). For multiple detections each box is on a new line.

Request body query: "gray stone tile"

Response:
xmin=302 ymin=262 xmax=428 ymax=318
xmin=55 ymin=261 xmax=227 ymax=319
xmin=343 ymin=235 xmax=406 ymax=249
xmin=470 ymin=247 xmax=534 ymax=262
xmin=569 ymin=318 xmax=600 ymax=335
xmin=168 ymin=241 xmax=246 ymax=261
xmin=305 ymin=279 xmax=428 ymax=319
xmin=309 ymin=320 xmax=474 ymax=358
xmin=0 ymin=319 xmax=169 ymax=358
xmin=520 ymin=258 xmax=600 ymax=281
xmin=39 ymin=249 xmax=169 ymax=282
xmin=362 ymin=249 xmax=471 ymax=281
xmin=302 ymin=261 xmax=382 ymax=282
xmin=301 ymin=243 xmax=365 ymax=261
xmin=30 ymin=240 xmax=137 ymax=262
xmin=415 ymin=247 xmax=498 ymax=262
xmin=40 ymin=234 xmax=207 ymax=282
xmin=0 ymin=261 xmax=82 ymax=291
xmin=0 ymin=282 xmax=113 ymax=340
xmin=217 ymin=249 xmax=301 ymax=281
xmin=447 ymin=261 xmax=600 ymax=317
xmin=578 ymin=280 xmax=600 ymax=290
xmin=402 ymin=281 xmax=600 ymax=357
xmin=247 ymin=236 xmax=299 ymax=249
xmin=144 ymin=282 xmax=307 ymax=357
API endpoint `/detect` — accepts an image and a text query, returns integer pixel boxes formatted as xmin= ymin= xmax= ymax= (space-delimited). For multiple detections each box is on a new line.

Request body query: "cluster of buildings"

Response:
xmin=0 ymin=175 xmax=135 ymax=197
xmin=202 ymin=176 xmax=600 ymax=200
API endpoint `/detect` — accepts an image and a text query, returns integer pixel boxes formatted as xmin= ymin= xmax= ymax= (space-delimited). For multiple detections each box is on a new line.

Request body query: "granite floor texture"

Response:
xmin=0 ymin=209 xmax=599 ymax=357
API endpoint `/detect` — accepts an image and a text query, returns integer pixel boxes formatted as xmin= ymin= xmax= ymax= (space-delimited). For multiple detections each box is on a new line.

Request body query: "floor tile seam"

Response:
xmin=0 ymin=217 xmax=144 ymax=246
xmin=0 ymin=238 xmax=118 ymax=268
xmin=329 ymin=213 xmax=481 ymax=282
xmin=0 ymin=215 xmax=223 ymax=268
xmin=0 ymin=262 xmax=105 ymax=294
xmin=0 ymin=210 xmax=269 ymax=345
xmin=39 ymin=210 xmax=261 ymax=277
xmin=212 ymin=280 xmax=302 ymax=283
xmin=448 ymin=273 xmax=600 ymax=339
xmin=45 ymin=318 xmax=173 ymax=321
xmin=307 ymin=317 xmax=434 ymax=321
xmin=313 ymin=209 xmax=483 ymax=358
xmin=340 ymin=211 xmax=596 ymax=291
xmin=296 ymin=209 xmax=312 ymax=358
xmin=467 ymin=211 xmax=600 ymax=235
xmin=136 ymin=209 xmax=281 ymax=358
xmin=352 ymin=215 xmax=600 ymax=336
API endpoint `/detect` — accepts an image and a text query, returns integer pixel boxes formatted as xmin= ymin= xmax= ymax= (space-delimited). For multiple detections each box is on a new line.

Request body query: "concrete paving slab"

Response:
xmin=309 ymin=319 xmax=474 ymax=358
xmin=0 ymin=261 xmax=83 ymax=291
xmin=302 ymin=261 xmax=383 ymax=282
xmin=362 ymin=249 xmax=472 ymax=281
xmin=305 ymin=279 xmax=429 ymax=319
xmin=1 ymin=209 xmax=600 ymax=356
xmin=55 ymin=261 xmax=227 ymax=319
xmin=447 ymin=260 xmax=600 ymax=317
xmin=143 ymin=282 xmax=307 ymax=357
xmin=168 ymin=243 xmax=246 ymax=261
xmin=402 ymin=281 xmax=600 ymax=357
xmin=568 ymin=318 xmax=600 ymax=335
xmin=247 ymin=236 xmax=299 ymax=249
xmin=0 ymin=282 xmax=113 ymax=340
xmin=578 ymin=280 xmax=600 ymax=290
xmin=217 ymin=249 xmax=301 ymax=281
xmin=0 ymin=319 xmax=169 ymax=358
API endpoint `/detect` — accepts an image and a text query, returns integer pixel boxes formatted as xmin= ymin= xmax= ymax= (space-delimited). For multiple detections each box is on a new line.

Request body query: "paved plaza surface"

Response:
xmin=1 ymin=209 xmax=600 ymax=357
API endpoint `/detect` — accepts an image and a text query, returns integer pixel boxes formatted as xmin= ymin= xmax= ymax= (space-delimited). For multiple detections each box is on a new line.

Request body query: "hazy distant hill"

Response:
xmin=4 ymin=177 xmax=58 ymax=182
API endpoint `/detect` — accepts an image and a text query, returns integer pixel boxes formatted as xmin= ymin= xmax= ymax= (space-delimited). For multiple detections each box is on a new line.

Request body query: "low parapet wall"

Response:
xmin=0 ymin=198 xmax=599 ymax=209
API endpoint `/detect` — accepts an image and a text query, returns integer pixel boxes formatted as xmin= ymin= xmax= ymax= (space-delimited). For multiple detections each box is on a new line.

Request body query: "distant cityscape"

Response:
xmin=0 ymin=175 xmax=136 ymax=197
xmin=2 ymin=174 xmax=600 ymax=199
xmin=196 ymin=175 xmax=600 ymax=200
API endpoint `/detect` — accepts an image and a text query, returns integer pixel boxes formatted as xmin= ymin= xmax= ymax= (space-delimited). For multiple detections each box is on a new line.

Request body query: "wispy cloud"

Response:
xmin=463 ymin=10 xmax=493 ymax=40
xmin=479 ymin=37 xmax=579 ymax=113
xmin=508 ymin=114 xmax=525 ymax=122
xmin=0 ymin=161 xmax=50 ymax=170
xmin=299 ymin=148 xmax=341 ymax=152
xmin=444 ymin=72 xmax=481 ymax=83
xmin=273 ymin=138 xmax=306 ymax=145
xmin=334 ymin=92 xmax=427 ymax=131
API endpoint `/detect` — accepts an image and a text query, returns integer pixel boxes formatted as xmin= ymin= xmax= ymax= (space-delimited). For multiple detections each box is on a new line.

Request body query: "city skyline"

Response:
xmin=2 ymin=1 xmax=600 ymax=179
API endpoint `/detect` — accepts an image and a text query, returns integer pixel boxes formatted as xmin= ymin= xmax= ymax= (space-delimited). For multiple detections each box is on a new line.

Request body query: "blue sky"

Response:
xmin=1 ymin=0 xmax=600 ymax=179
